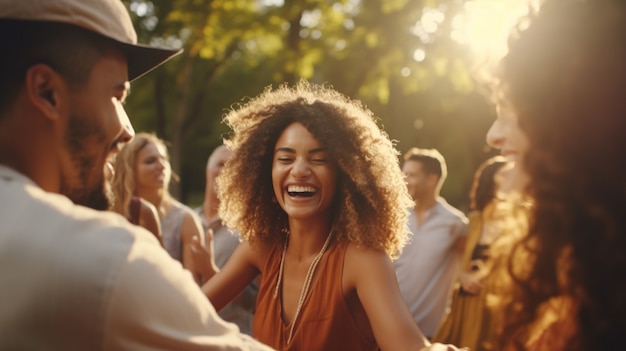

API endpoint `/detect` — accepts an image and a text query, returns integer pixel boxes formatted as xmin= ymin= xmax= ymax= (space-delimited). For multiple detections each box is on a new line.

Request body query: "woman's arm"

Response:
xmin=201 ymin=240 xmax=262 ymax=311
xmin=344 ymin=244 xmax=429 ymax=351
xmin=345 ymin=245 xmax=465 ymax=351
xmin=458 ymin=269 xmax=483 ymax=294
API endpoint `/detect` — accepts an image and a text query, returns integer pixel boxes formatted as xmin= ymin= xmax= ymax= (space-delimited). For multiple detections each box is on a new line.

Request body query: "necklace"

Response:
xmin=273 ymin=230 xmax=333 ymax=344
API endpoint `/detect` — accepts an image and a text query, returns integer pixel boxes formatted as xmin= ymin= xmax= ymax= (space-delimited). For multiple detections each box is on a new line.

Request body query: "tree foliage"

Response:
xmin=123 ymin=0 xmax=499 ymax=209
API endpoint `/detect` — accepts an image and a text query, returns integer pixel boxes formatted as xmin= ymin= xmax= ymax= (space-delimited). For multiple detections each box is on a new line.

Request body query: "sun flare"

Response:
xmin=451 ymin=0 xmax=537 ymax=69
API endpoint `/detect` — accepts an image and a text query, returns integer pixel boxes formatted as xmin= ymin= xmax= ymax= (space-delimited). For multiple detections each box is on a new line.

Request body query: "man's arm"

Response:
xmin=103 ymin=231 xmax=273 ymax=351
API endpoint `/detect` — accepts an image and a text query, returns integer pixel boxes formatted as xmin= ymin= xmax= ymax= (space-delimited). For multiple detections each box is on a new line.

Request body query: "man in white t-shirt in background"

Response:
xmin=394 ymin=148 xmax=468 ymax=339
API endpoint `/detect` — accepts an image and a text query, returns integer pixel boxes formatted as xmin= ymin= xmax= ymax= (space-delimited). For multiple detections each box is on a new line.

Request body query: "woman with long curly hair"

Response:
xmin=199 ymin=81 xmax=460 ymax=351
xmin=112 ymin=132 xmax=206 ymax=284
xmin=486 ymin=0 xmax=626 ymax=350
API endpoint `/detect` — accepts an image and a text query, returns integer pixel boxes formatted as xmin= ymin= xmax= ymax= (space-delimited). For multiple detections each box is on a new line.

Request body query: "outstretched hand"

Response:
xmin=190 ymin=230 xmax=219 ymax=281
xmin=459 ymin=270 xmax=483 ymax=295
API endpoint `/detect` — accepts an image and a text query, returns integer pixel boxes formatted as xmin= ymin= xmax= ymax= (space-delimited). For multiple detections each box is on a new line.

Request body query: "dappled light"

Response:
xmin=122 ymin=0 xmax=537 ymax=209
xmin=259 ymin=0 xmax=284 ymax=7
xmin=411 ymin=6 xmax=447 ymax=44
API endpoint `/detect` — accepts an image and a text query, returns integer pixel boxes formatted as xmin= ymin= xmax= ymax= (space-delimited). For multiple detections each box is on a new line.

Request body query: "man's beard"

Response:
xmin=60 ymin=113 xmax=113 ymax=211
xmin=63 ymin=180 xmax=112 ymax=211
xmin=59 ymin=161 xmax=113 ymax=211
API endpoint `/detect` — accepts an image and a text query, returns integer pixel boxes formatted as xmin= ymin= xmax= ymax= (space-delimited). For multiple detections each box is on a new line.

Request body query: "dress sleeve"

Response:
xmin=103 ymin=232 xmax=274 ymax=351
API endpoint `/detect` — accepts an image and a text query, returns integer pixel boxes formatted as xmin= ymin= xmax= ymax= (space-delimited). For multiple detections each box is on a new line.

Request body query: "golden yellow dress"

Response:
xmin=432 ymin=208 xmax=499 ymax=351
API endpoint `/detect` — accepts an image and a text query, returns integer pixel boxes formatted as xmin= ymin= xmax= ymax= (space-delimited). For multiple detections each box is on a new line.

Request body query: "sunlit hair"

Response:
xmin=111 ymin=132 xmax=171 ymax=219
xmin=217 ymin=80 xmax=413 ymax=258
xmin=492 ymin=0 xmax=626 ymax=350
xmin=470 ymin=155 xmax=508 ymax=212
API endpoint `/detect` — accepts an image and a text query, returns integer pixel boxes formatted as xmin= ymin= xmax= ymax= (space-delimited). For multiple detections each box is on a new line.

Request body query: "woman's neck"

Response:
xmin=286 ymin=219 xmax=333 ymax=260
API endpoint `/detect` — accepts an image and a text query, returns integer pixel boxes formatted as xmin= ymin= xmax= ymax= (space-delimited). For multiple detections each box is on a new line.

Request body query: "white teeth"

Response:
xmin=287 ymin=185 xmax=316 ymax=193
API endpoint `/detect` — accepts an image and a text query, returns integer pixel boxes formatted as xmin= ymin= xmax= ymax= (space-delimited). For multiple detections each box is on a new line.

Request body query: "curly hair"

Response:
xmin=217 ymin=80 xmax=413 ymax=258
xmin=111 ymin=132 xmax=171 ymax=219
xmin=493 ymin=0 xmax=626 ymax=350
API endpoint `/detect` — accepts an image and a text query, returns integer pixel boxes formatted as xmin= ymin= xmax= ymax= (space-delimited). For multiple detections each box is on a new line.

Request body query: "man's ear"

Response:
xmin=24 ymin=64 xmax=66 ymax=121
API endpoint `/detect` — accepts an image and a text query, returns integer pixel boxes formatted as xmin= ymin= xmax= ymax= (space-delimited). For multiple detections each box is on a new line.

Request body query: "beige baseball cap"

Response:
xmin=0 ymin=0 xmax=182 ymax=81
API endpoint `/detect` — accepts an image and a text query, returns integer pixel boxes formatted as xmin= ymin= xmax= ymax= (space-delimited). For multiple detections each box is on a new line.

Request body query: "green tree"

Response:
xmin=123 ymin=0 xmax=498 ymax=208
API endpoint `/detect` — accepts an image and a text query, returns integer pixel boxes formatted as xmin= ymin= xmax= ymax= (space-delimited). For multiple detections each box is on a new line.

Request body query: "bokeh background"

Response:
xmin=122 ymin=0 xmax=532 ymax=211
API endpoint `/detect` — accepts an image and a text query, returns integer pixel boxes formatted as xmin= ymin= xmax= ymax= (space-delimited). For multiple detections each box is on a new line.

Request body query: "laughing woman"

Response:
xmin=199 ymin=81 xmax=460 ymax=351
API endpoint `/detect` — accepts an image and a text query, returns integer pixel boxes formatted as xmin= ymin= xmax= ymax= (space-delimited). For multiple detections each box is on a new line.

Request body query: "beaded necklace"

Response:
xmin=273 ymin=230 xmax=334 ymax=344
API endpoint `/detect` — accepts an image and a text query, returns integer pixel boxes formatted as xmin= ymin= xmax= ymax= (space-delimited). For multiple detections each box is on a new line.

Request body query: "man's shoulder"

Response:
xmin=0 ymin=175 xmax=164 ymax=328
xmin=435 ymin=198 xmax=468 ymax=224
xmin=1 ymin=173 xmax=157 ymax=258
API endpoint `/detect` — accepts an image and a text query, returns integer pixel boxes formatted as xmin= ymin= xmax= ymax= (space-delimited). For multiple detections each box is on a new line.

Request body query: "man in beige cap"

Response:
xmin=0 ymin=0 xmax=273 ymax=350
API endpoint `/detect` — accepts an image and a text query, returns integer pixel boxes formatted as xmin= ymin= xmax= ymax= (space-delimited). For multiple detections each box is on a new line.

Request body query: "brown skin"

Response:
xmin=0 ymin=47 xmax=132 ymax=201
xmin=203 ymin=123 xmax=431 ymax=351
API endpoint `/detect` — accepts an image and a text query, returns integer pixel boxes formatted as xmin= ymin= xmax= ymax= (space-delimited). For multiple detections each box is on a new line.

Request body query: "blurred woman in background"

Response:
xmin=433 ymin=156 xmax=512 ymax=350
xmin=112 ymin=132 xmax=206 ymax=284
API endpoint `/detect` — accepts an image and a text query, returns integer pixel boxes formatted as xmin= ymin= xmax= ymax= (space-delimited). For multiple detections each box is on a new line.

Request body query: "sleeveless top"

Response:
xmin=160 ymin=200 xmax=187 ymax=262
xmin=253 ymin=240 xmax=378 ymax=351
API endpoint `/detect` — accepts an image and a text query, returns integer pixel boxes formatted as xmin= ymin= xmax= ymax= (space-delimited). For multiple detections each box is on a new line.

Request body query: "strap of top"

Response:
xmin=129 ymin=196 xmax=141 ymax=225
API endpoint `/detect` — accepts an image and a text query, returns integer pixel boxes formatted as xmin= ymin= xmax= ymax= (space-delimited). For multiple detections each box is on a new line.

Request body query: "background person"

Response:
xmin=485 ymin=0 xmax=626 ymax=349
xmin=394 ymin=148 xmax=469 ymax=339
xmin=112 ymin=132 xmax=206 ymax=283
xmin=433 ymin=156 xmax=512 ymax=350
xmin=107 ymin=156 xmax=162 ymax=242
xmin=195 ymin=144 xmax=257 ymax=334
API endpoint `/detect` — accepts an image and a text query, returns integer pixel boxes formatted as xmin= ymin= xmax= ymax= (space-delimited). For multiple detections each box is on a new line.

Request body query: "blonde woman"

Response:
xmin=112 ymin=133 xmax=206 ymax=284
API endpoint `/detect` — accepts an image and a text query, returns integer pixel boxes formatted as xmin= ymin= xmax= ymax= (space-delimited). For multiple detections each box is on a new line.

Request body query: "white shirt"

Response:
xmin=394 ymin=198 xmax=468 ymax=337
xmin=0 ymin=165 xmax=273 ymax=351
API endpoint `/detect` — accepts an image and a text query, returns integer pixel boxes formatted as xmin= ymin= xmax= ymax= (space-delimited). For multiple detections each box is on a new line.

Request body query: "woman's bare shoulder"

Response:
xmin=343 ymin=242 xmax=392 ymax=285
xmin=242 ymin=239 xmax=276 ymax=270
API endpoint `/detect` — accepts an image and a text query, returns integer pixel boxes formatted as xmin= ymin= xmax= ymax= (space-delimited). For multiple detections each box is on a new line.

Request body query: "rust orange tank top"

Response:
xmin=253 ymin=240 xmax=378 ymax=351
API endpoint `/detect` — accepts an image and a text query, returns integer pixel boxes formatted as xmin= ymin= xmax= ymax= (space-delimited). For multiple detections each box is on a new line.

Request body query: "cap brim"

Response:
xmin=118 ymin=42 xmax=182 ymax=82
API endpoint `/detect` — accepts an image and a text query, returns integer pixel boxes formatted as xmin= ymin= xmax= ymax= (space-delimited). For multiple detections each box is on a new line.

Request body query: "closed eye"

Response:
xmin=311 ymin=158 xmax=328 ymax=164
xmin=277 ymin=156 xmax=294 ymax=163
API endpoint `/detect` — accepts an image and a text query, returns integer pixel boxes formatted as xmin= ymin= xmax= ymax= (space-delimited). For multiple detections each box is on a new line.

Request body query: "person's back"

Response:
xmin=0 ymin=166 xmax=267 ymax=350
xmin=394 ymin=148 xmax=468 ymax=337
